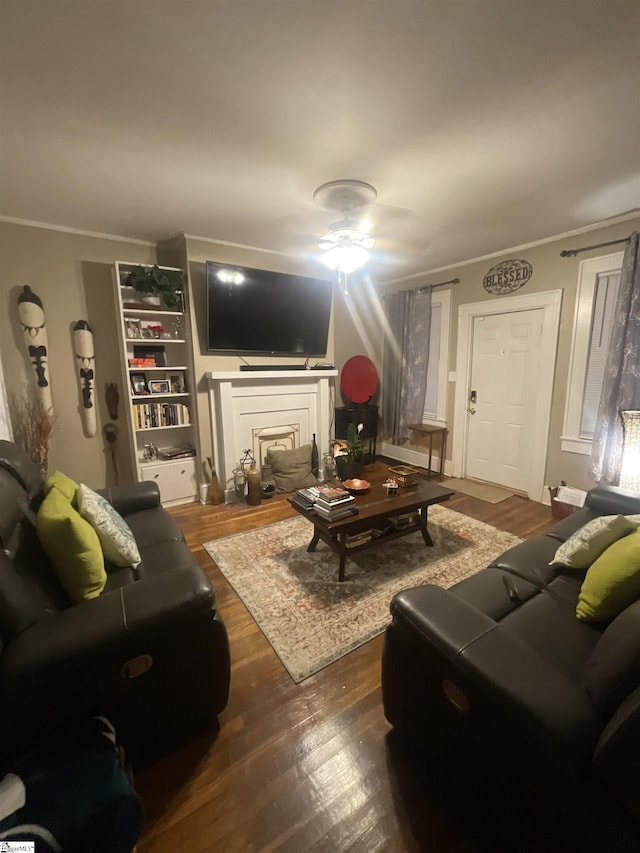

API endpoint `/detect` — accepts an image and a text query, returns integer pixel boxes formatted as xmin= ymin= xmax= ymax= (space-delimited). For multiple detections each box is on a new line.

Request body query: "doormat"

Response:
xmin=204 ymin=507 xmax=521 ymax=682
xmin=440 ymin=478 xmax=516 ymax=503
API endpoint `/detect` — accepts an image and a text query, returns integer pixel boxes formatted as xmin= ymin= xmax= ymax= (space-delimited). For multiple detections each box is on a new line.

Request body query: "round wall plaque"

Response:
xmin=483 ymin=259 xmax=533 ymax=294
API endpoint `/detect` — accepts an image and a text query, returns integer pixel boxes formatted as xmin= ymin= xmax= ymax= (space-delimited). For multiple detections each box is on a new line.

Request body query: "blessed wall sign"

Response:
xmin=483 ymin=259 xmax=533 ymax=294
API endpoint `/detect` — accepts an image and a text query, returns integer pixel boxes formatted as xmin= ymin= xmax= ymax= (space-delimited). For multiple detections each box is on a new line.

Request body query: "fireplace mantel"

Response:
xmin=206 ymin=369 xmax=338 ymax=500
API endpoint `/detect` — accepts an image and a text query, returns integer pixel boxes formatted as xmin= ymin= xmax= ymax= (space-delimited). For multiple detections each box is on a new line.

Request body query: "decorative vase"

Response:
xmin=322 ymin=451 xmax=337 ymax=482
xmin=36 ymin=461 xmax=48 ymax=482
xmin=246 ymin=463 xmax=262 ymax=506
xmin=261 ymin=464 xmax=276 ymax=499
xmin=335 ymin=456 xmax=363 ymax=481
xmin=208 ymin=461 xmax=225 ymax=506
xmin=233 ymin=467 xmax=247 ymax=502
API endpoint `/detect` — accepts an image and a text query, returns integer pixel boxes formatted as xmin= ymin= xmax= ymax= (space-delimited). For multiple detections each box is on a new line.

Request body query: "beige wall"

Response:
xmin=2 ymin=214 xmax=637 ymax=495
xmin=0 ymin=221 xmax=156 ymax=486
xmin=162 ymin=235 xmax=336 ymax=476
xmin=334 ymin=215 xmax=640 ymax=492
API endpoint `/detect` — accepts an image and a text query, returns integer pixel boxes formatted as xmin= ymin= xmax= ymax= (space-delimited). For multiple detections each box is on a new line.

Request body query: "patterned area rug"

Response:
xmin=204 ymin=505 xmax=521 ymax=683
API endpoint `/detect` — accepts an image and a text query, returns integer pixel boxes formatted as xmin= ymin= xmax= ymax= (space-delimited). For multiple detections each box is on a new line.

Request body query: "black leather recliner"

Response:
xmin=0 ymin=440 xmax=230 ymax=766
xmin=382 ymin=486 xmax=640 ymax=836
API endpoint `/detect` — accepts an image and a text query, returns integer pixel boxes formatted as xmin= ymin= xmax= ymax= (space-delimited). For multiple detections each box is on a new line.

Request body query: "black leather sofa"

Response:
xmin=382 ymin=486 xmax=640 ymax=841
xmin=0 ymin=440 xmax=230 ymax=766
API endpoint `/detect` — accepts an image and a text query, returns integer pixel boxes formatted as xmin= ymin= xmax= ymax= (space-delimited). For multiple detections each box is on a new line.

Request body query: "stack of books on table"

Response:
xmin=389 ymin=510 xmax=421 ymax=530
xmin=292 ymin=484 xmax=358 ymax=520
xmin=346 ymin=529 xmax=373 ymax=548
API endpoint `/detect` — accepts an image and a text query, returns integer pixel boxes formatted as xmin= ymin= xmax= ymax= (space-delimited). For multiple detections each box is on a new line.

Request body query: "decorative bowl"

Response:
xmin=343 ymin=478 xmax=371 ymax=495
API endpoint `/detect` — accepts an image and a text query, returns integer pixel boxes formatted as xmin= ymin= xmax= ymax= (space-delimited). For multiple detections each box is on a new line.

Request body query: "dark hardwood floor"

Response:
xmin=134 ymin=466 xmax=556 ymax=853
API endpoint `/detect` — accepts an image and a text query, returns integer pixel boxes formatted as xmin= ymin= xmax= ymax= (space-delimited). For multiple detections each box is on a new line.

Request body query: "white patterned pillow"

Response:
xmin=550 ymin=514 xmax=638 ymax=569
xmin=77 ymin=484 xmax=141 ymax=568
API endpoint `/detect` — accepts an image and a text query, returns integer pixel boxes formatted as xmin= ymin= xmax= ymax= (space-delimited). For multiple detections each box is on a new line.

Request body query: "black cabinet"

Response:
xmin=335 ymin=405 xmax=378 ymax=461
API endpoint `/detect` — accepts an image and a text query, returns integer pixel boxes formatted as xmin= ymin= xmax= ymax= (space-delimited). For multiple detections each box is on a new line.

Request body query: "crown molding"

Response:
xmin=183 ymin=232 xmax=289 ymax=256
xmin=0 ymin=216 xmax=156 ymax=246
xmin=381 ymin=210 xmax=640 ymax=286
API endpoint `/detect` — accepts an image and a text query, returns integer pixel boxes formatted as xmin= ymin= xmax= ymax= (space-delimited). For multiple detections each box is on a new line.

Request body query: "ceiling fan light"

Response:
xmin=313 ymin=181 xmax=378 ymax=281
xmin=321 ymin=244 xmax=369 ymax=273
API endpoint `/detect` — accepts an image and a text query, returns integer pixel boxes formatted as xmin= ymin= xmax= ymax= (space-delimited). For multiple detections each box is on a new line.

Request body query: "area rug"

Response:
xmin=204 ymin=506 xmax=521 ymax=683
xmin=440 ymin=478 xmax=515 ymax=503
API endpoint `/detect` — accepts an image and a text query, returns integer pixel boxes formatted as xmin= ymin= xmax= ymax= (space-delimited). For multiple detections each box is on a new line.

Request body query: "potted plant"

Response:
xmin=125 ymin=265 xmax=186 ymax=311
xmin=335 ymin=422 xmax=365 ymax=481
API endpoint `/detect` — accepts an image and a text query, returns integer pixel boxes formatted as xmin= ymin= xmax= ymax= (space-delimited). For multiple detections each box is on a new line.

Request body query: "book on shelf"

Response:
xmin=158 ymin=445 xmax=196 ymax=460
xmin=133 ymin=344 xmax=166 ymax=367
xmin=132 ymin=402 xmax=191 ymax=429
xmin=128 ymin=357 xmax=156 ymax=367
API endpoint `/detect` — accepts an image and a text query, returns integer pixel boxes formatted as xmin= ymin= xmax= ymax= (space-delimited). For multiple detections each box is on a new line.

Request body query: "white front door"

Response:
xmin=465 ymin=308 xmax=544 ymax=491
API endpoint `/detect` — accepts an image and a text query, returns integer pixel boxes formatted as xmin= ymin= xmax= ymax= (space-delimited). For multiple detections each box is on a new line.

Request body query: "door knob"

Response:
xmin=467 ymin=407 xmax=477 ymax=415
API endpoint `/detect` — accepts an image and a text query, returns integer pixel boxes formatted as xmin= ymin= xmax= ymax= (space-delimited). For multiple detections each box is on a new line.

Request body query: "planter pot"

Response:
xmin=335 ymin=456 xmax=363 ymax=481
xmin=139 ymin=294 xmax=162 ymax=306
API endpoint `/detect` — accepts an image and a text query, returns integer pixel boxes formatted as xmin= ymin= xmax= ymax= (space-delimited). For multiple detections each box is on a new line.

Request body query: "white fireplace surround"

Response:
xmin=206 ymin=370 xmax=338 ymax=500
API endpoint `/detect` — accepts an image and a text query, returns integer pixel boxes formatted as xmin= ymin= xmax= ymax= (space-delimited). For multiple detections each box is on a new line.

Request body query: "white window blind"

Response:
xmin=579 ymin=271 xmax=620 ymax=438
xmin=561 ymin=251 xmax=623 ymax=455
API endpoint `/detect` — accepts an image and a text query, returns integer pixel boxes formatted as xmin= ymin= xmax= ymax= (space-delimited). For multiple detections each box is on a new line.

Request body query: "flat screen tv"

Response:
xmin=206 ymin=261 xmax=333 ymax=356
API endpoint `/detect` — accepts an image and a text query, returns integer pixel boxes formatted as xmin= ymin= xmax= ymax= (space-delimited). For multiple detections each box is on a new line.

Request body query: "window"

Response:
xmin=562 ymin=252 xmax=623 ymax=454
xmin=422 ymin=289 xmax=451 ymax=425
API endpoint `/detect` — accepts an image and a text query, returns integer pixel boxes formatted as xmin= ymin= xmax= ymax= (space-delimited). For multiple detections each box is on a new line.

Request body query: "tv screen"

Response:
xmin=206 ymin=261 xmax=333 ymax=356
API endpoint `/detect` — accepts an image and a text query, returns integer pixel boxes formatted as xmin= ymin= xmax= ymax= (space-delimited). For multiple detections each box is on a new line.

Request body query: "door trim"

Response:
xmin=452 ymin=290 xmax=562 ymax=502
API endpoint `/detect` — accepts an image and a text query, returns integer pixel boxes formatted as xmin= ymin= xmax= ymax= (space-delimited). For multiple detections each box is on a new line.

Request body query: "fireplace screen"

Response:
xmin=252 ymin=424 xmax=300 ymax=466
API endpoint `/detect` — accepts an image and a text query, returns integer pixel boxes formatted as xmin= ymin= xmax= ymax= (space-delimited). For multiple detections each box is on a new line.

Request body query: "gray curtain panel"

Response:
xmin=589 ymin=232 xmax=640 ymax=484
xmin=382 ymin=288 xmax=431 ymax=443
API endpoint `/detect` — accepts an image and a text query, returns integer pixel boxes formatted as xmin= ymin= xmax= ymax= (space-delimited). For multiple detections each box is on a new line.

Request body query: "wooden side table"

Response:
xmin=407 ymin=424 xmax=448 ymax=477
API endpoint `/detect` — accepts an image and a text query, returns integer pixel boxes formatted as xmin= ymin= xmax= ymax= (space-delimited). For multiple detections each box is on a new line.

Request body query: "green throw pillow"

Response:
xmin=45 ymin=470 xmax=80 ymax=503
xmin=551 ymin=514 xmax=638 ymax=569
xmin=36 ymin=485 xmax=106 ymax=603
xmin=576 ymin=528 xmax=640 ymax=623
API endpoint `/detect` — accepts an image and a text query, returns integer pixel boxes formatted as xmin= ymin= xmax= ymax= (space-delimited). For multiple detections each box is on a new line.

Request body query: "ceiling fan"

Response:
xmin=313 ymin=179 xmax=379 ymax=292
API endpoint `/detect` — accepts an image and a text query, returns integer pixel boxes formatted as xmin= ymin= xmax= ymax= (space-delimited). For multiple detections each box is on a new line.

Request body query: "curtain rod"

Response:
xmin=560 ymin=236 xmax=630 ymax=258
xmin=417 ymin=277 xmax=460 ymax=292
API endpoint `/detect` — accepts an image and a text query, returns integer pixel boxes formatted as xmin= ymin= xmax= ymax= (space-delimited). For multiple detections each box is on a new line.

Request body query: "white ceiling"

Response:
xmin=1 ymin=1 xmax=639 ymax=280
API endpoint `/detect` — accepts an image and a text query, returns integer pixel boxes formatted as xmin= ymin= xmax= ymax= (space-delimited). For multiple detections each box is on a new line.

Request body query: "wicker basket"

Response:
xmin=548 ymin=486 xmax=581 ymax=520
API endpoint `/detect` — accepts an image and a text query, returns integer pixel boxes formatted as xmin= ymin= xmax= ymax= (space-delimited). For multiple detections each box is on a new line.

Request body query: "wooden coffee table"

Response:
xmin=288 ymin=479 xmax=454 ymax=581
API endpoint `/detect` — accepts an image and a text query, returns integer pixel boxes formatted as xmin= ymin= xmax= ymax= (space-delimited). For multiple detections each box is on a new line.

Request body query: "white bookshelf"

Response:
xmin=113 ymin=261 xmax=199 ymax=505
